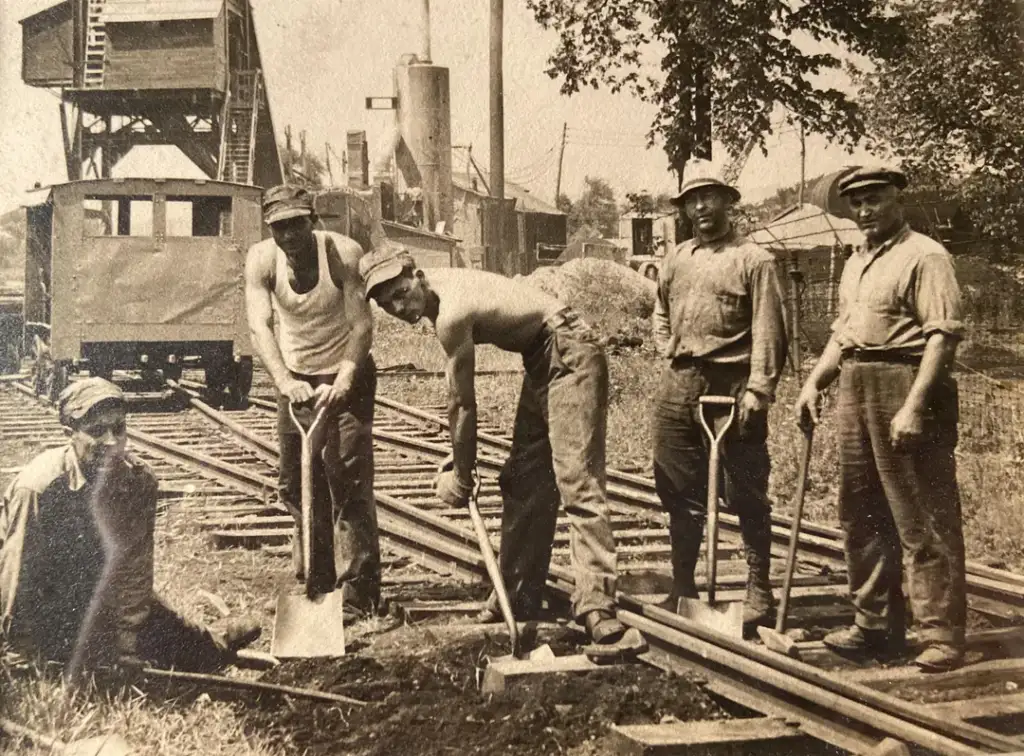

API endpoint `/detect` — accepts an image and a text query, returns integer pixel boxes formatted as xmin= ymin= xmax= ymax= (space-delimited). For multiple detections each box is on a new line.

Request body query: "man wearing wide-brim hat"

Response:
xmin=652 ymin=176 xmax=788 ymax=630
xmin=0 ymin=378 xmax=260 ymax=684
xmin=795 ymin=165 xmax=967 ymax=672
xmin=245 ymin=184 xmax=381 ymax=619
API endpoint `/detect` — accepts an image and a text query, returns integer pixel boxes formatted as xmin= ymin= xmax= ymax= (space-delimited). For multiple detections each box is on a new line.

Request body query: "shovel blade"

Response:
xmin=65 ymin=733 xmax=134 ymax=756
xmin=675 ymin=597 xmax=745 ymax=638
xmin=487 ymin=643 xmax=557 ymax=665
xmin=271 ymin=591 xmax=347 ymax=659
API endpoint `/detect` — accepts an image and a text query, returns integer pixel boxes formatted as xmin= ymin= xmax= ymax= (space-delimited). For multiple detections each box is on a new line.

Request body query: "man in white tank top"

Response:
xmin=244 ymin=185 xmax=380 ymax=616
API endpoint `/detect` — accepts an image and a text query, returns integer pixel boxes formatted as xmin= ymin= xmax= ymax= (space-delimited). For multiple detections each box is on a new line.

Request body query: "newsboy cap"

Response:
xmin=670 ymin=177 xmax=741 ymax=206
xmin=263 ymin=184 xmax=315 ymax=225
xmin=358 ymin=246 xmax=416 ymax=300
xmin=58 ymin=377 xmax=124 ymax=428
xmin=837 ymin=166 xmax=909 ymax=197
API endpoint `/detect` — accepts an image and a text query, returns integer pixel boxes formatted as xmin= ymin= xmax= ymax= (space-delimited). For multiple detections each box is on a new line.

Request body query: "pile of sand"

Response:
xmin=518 ymin=258 xmax=657 ymax=349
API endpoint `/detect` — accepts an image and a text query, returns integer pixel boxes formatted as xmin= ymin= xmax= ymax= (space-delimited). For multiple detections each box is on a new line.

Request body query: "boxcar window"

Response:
xmin=83 ymin=196 xmax=153 ymax=237
xmin=166 ymin=196 xmax=232 ymax=237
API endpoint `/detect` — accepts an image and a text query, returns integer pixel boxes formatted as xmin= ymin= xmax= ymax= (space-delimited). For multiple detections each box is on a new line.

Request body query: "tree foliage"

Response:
xmin=527 ymin=0 xmax=905 ymax=178
xmin=858 ymin=0 xmax=1024 ymax=249
xmin=562 ymin=176 xmax=620 ymax=237
xmin=280 ymin=141 xmax=328 ymax=189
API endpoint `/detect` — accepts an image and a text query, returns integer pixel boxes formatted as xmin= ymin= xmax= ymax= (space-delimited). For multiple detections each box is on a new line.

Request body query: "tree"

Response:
xmin=556 ymin=193 xmax=574 ymax=215
xmin=527 ymin=1 xmax=906 ymax=180
xmin=857 ymin=0 xmax=1024 ymax=249
xmin=566 ymin=176 xmax=620 ymax=237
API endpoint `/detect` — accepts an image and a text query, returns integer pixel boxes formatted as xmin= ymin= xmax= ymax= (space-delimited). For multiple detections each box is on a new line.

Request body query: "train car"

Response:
xmin=25 ymin=177 xmax=262 ymax=404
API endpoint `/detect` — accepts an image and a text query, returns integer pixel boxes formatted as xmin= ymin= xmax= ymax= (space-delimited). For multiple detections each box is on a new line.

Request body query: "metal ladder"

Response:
xmin=83 ymin=0 xmax=107 ymax=89
xmin=218 ymin=70 xmax=262 ymax=184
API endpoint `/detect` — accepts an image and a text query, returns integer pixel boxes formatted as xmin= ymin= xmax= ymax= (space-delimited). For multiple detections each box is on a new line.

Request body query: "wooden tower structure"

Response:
xmin=19 ymin=0 xmax=283 ymax=186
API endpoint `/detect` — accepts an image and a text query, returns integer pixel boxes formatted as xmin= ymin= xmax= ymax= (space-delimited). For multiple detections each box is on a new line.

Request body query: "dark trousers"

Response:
xmin=837 ymin=361 xmax=966 ymax=645
xmin=652 ymin=360 xmax=772 ymax=579
xmin=7 ymin=596 xmax=228 ymax=674
xmin=276 ymin=356 xmax=380 ymax=603
xmin=493 ymin=309 xmax=618 ymax=621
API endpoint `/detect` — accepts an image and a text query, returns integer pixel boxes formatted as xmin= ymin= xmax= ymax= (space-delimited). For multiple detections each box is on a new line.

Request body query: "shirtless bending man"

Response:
xmin=359 ymin=247 xmax=644 ymax=652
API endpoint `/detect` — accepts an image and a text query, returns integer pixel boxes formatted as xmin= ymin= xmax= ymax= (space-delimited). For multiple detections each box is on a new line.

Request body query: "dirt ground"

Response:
xmin=244 ymin=630 xmax=727 ymax=756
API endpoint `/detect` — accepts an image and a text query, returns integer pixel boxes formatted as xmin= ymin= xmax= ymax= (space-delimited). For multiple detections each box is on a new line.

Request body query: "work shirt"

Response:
xmin=652 ymin=228 xmax=788 ymax=399
xmin=830 ymin=224 xmax=964 ymax=354
xmin=0 ymin=446 xmax=157 ymax=670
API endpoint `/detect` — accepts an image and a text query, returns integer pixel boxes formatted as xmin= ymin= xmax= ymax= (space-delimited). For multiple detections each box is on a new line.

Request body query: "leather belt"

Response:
xmin=841 ymin=348 xmax=921 ymax=366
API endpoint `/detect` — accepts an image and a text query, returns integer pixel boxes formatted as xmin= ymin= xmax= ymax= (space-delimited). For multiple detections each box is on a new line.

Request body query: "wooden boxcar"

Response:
xmin=25 ymin=177 xmax=262 ymax=402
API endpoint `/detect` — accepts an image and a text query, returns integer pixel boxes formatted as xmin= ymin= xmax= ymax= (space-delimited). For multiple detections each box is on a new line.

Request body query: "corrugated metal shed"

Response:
xmin=452 ymin=174 xmax=564 ymax=216
xmin=102 ymin=0 xmax=223 ymax=23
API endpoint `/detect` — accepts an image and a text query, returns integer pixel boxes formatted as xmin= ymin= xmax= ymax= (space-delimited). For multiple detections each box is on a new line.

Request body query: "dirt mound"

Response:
xmin=519 ymin=259 xmax=657 ymax=349
xmin=246 ymin=635 xmax=726 ymax=755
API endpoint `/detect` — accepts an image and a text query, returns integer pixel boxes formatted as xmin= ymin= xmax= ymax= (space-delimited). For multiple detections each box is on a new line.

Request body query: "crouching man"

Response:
xmin=0 ymin=378 xmax=260 ymax=683
xmin=359 ymin=248 xmax=644 ymax=654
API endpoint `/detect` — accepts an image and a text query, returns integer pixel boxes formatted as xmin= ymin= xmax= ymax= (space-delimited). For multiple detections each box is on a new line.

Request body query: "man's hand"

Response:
xmin=738 ymin=390 xmax=768 ymax=436
xmin=435 ymin=470 xmax=474 ymax=507
xmin=314 ymin=374 xmax=353 ymax=411
xmin=890 ymin=404 xmax=925 ymax=450
xmin=794 ymin=382 xmax=822 ymax=429
xmin=279 ymin=377 xmax=315 ymax=404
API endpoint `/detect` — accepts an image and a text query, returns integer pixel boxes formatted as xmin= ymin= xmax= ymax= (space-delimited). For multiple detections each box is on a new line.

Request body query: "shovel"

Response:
xmin=451 ymin=460 xmax=554 ymax=664
xmin=758 ymin=425 xmax=814 ymax=658
xmin=675 ymin=396 xmax=745 ymax=638
xmin=271 ymin=403 xmax=348 ymax=659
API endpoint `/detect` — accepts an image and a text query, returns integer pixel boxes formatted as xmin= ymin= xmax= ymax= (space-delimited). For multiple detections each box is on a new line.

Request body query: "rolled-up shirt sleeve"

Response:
xmin=747 ymin=258 xmax=789 ymax=399
xmin=652 ymin=258 xmax=675 ymax=357
xmin=914 ymin=252 xmax=964 ymax=339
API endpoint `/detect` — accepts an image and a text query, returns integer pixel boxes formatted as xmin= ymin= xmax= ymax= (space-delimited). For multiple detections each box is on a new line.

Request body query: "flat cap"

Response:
xmin=358 ymin=246 xmax=416 ymax=300
xmin=58 ymin=377 xmax=124 ymax=427
xmin=671 ymin=177 xmax=741 ymax=206
xmin=837 ymin=165 xmax=908 ymax=196
xmin=263 ymin=184 xmax=315 ymax=225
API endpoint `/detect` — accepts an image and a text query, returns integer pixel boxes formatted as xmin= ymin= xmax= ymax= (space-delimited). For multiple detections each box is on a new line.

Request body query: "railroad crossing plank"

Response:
xmin=607 ymin=717 xmax=814 ymax=756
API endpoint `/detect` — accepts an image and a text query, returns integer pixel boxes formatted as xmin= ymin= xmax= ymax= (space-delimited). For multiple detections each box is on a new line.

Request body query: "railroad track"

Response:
xmin=5 ymin=375 xmax=1024 ymax=754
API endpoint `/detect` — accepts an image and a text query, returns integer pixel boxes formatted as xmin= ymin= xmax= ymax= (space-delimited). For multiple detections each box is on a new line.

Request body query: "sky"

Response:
xmin=0 ymin=0 xmax=877 ymax=215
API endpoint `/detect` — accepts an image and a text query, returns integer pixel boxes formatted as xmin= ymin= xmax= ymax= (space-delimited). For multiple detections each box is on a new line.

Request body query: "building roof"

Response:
xmin=102 ymin=0 xmax=223 ymax=23
xmin=19 ymin=0 xmax=71 ymax=27
xmin=748 ymin=203 xmax=864 ymax=251
xmin=452 ymin=174 xmax=564 ymax=216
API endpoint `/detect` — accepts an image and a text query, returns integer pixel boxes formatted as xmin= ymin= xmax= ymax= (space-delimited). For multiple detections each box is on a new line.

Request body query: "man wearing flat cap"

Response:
xmin=652 ymin=177 xmax=788 ymax=630
xmin=358 ymin=248 xmax=647 ymax=657
xmin=245 ymin=184 xmax=380 ymax=617
xmin=0 ymin=378 xmax=260 ymax=683
xmin=795 ymin=166 xmax=967 ymax=672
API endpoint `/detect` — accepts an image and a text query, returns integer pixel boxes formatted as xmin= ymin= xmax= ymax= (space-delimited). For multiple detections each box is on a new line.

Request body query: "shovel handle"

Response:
xmin=289 ymin=404 xmax=326 ymax=597
xmin=698 ymin=396 xmax=735 ymax=605
xmin=777 ymin=427 xmax=813 ymax=634
xmin=466 ymin=469 xmax=520 ymax=657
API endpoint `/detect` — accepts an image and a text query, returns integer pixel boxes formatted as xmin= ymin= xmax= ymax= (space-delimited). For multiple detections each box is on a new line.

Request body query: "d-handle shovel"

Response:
xmin=674 ymin=396 xmax=745 ymax=638
xmin=271 ymin=403 xmax=348 ymax=659
xmin=758 ymin=425 xmax=814 ymax=658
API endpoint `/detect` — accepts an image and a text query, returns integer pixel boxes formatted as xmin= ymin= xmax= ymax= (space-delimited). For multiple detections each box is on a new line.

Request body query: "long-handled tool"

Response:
xmin=272 ymin=404 xmax=348 ymax=658
xmin=447 ymin=459 xmax=553 ymax=664
xmin=758 ymin=425 xmax=814 ymax=658
xmin=675 ymin=396 xmax=745 ymax=638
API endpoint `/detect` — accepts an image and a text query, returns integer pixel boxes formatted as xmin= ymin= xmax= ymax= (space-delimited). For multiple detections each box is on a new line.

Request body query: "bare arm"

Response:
xmin=438 ymin=316 xmax=478 ymax=486
xmin=325 ymin=236 xmax=373 ymax=395
xmin=244 ymin=245 xmax=293 ymax=391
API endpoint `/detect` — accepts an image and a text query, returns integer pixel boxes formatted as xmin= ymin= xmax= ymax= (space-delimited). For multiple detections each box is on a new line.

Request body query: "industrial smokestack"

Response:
xmin=421 ymin=0 xmax=432 ymax=63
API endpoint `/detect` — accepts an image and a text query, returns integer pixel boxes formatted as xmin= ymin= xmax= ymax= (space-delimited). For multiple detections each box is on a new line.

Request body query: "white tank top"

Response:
xmin=271 ymin=231 xmax=351 ymax=375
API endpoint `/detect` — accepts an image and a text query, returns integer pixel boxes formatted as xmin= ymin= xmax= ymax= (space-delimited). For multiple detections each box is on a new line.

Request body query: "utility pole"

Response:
xmin=325 ymin=142 xmax=334 ymax=187
xmin=490 ymin=0 xmax=505 ymax=270
xmin=421 ymin=0 xmax=432 ymax=62
xmin=798 ymin=122 xmax=806 ymax=205
xmin=554 ymin=121 xmax=567 ymax=205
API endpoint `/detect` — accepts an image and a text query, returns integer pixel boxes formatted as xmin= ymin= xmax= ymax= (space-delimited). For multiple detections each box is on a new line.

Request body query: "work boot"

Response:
xmin=222 ymin=618 xmax=262 ymax=653
xmin=658 ymin=517 xmax=703 ymax=613
xmin=914 ymin=643 xmax=965 ymax=673
xmin=823 ymin=625 xmax=905 ymax=657
xmin=740 ymin=512 xmax=776 ymax=627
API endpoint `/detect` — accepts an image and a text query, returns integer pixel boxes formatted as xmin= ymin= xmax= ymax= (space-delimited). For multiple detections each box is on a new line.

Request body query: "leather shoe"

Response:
xmin=823 ymin=625 xmax=904 ymax=656
xmin=914 ymin=643 xmax=965 ymax=673
xmin=222 ymin=618 xmax=262 ymax=653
